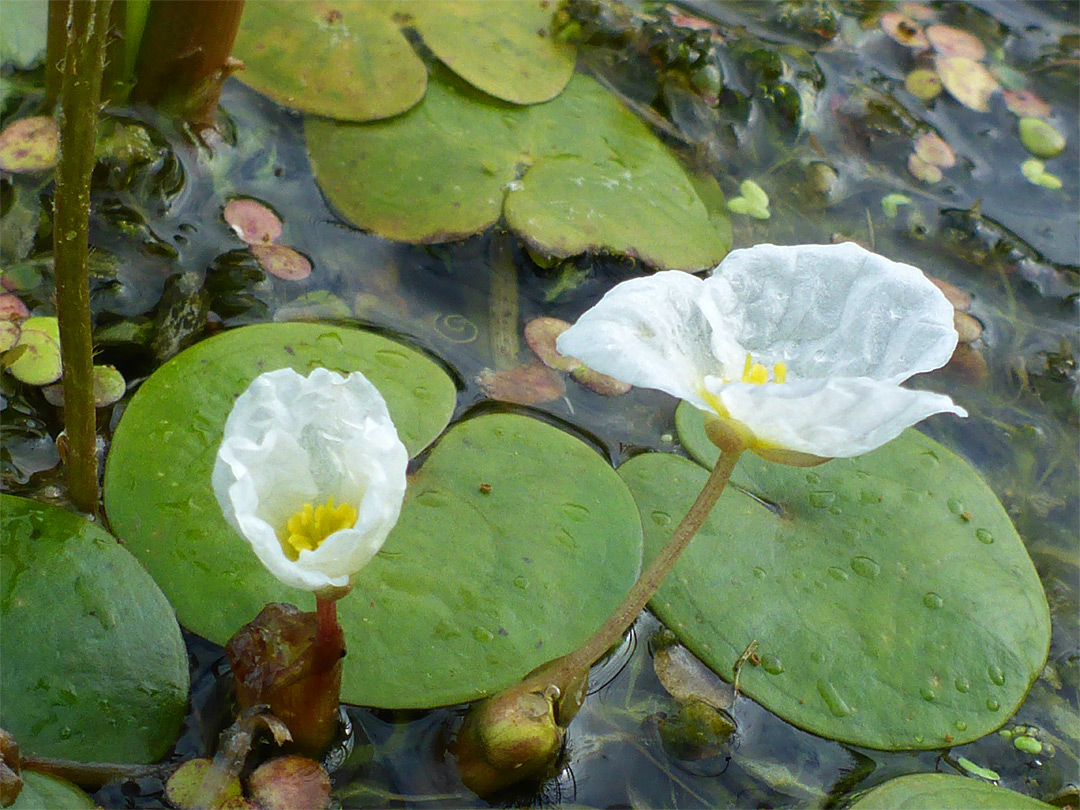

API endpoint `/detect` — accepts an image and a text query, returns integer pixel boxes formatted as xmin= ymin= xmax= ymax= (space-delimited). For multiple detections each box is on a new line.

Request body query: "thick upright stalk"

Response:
xmin=520 ymin=441 xmax=744 ymax=695
xmin=130 ymin=0 xmax=245 ymax=128
xmin=54 ymin=0 xmax=111 ymax=516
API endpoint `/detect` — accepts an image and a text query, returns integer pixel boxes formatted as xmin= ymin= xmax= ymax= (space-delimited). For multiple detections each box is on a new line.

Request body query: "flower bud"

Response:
xmin=452 ymin=687 xmax=563 ymax=797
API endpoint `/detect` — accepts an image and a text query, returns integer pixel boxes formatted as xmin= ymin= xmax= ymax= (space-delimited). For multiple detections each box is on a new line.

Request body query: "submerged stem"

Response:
xmin=520 ymin=437 xmax=745 ymax=696
xmin=54 ymin=0 xmax=111 ymax=516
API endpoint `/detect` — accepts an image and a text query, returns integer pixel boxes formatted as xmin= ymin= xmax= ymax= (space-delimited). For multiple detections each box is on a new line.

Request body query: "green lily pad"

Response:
xmin=11 ymin=772 xmax=95 ymax=810
xmin=3 ymin=325 xmax=61 ymax=385
xmin=233 ymin=1 xmax=427 ymax=122
xmin=234 ymin=0 xmax=573 ymax=121
xmin=848 ymin=774 xmax=1053 ymax=809
xmin=0 ymin=495 xmax=189 ymax=762
xmin=307 ymin=72 xmax=729 ymax=271
xmin=108 ymin=403 xmax=642 ymax=705
xmin=621 ymin=418 xmax=1050 ymax=749
xmin=403 ymin=1 xmax=575 ymax=104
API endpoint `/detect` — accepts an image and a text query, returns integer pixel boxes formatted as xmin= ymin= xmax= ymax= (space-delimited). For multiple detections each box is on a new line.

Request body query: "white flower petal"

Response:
xmin=713 ymin=243 xmax=958 ymax=382
xmin=213 ymin=366 xmax=408 ymax=592
xmin=556 ymin=271 xmax=745 ymax=410
xmin=711 ymin=376 xmax=967 ymax=458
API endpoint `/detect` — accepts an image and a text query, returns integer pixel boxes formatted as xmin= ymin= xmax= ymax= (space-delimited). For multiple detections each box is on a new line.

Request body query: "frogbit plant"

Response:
xmin=455 ymin=242 xmax=968 ymax=795
xmin=212 ymin=366 xmax=408 ymax=753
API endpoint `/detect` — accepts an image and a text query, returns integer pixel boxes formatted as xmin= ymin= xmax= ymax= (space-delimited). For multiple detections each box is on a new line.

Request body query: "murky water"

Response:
xmin=2 ymin=1 xmax=1077 ymax=807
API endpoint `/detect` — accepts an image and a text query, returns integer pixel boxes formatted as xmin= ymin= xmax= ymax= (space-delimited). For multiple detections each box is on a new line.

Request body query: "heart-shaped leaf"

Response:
xmin=620 ymin=413 xmax=1049 ymax=749
xmin=307 ymin=72 xmax=729 ymax=271
xmin=0 ymin=495 xmax=189 ymax=762
xmin=233 ymin=0 xmax=574 ymax=121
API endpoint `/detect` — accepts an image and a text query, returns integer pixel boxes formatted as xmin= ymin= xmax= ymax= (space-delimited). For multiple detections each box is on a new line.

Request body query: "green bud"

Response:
xmin=453 ymin=688 xmax=563 ymax=796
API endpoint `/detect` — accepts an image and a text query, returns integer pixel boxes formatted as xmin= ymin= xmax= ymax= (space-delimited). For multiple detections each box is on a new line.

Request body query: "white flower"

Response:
xmin=556 ymin=243 xmax=967 ymax=462
xmin=212 ymin=367 xmax=408 ymax=592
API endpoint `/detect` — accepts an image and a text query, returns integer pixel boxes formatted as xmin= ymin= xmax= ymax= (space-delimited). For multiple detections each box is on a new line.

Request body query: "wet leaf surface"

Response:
xmin=625 ymin=411 xmax=1050 ymax=750
xmin=0 ymin=495 xmax=189 ymax=762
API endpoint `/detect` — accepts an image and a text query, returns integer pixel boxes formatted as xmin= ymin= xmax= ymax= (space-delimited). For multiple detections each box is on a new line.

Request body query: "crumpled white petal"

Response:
xmin=212 ymin=367 xmax=408 ymax=592
xmin=555 ymin=271 xmax=744 ymax=412
xmin=557 ymin=242 xmax=967 ymax=460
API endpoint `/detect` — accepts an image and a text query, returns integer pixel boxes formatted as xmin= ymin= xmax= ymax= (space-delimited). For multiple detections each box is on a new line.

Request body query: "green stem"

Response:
xmin=519 ymin=437 xmax=745 ymax=696
xmin=54 ymin=0 xmax=112 ymax=517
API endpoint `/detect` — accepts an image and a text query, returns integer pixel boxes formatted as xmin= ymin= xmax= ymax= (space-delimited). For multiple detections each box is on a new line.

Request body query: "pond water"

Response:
xmin=2 ymin=1 xmax=1077 ymax=808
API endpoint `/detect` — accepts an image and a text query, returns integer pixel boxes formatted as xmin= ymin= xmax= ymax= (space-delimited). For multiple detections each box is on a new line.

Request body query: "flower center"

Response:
xmin=741 ymin=353 xmax=787 ymax=385
xmin=280 ymin=496 xmax=358 ymax=561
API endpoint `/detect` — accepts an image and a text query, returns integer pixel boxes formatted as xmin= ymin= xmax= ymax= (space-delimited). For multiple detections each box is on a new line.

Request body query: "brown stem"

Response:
xmin=21 ymin=756 xmax=167 ymax=792
xmin=488 ymin=232 xmax=519 ymax=371
xmin=130 ymin=0 xmax=245 ymax=128
xmin=315 ymin=596 xmax=338 ymax=649
xmin=519 ymin=436 xmax=745 ymax=696
xmin=54 ymin=0 xmax=112 ymax=517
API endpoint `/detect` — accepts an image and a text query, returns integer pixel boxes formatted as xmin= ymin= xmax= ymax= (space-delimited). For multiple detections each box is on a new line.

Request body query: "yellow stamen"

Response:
xmin=280 ymin=496 xmax=357 ymax=561
xmin=740 ymin=353 xmax=787 ymax=385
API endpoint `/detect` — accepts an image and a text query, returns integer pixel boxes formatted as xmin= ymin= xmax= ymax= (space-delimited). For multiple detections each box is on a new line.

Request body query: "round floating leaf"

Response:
xmin=621 ymin=424 xmax=1049 ymax=749
xmin=1003 ymin=90 xmax=1051 ymax=119
xmin=0 ymin=321 xmax=19 ymax=353
xmin=879 ymin=12 xmax=929 ymax=49
xmin=905 ymin=69 xmax=943 ymax=100
xmin=525 ymin=317 xmax=580 ymax=372
xmin=936 ymin=56 xmax=998 ymax=112
xmin=405 ymin=1 xmax=575 ymax=104
xmin=0 ymin=495 xmax=189 ymax=762
xmin=926 ymin=25 xmax=986 ymax=60
xmin=848 ymin=774 xmax=1053 ymax=809
xmin=307 ymin=72 xmax=729 ymax=271
xmin=252 ymin=244 xmax=312 ymax=280
xmin=11 ymin=772 xmax=94 ymax=810
xmin=4 ymin=327 xmax=61 ymax=385
xmin=1018 ymin=117 xmax=1065 ymax=159
xmin=0 ymin=117 xmax=57 ymax=173
xmin=233 ymin=1 xmax=427 ymax=122
xmin=915 ymin=133 xmax=956 ymax=167
xmin=224 ymin=198 xmax=282 ymax=245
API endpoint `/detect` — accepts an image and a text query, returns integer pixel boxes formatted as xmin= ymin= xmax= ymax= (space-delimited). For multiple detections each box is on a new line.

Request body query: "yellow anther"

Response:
xmin=280 ymin=496 xmax=357 ymax=561
xmin=741 ymin=353 xmax=786 ymax=385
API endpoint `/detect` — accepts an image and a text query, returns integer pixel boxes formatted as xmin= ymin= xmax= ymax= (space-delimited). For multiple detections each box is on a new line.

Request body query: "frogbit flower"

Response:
xmin=212 ymin=367 xmax=408 ymax=593
xmin=556 ymin=242 xmax=967 ymax=463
